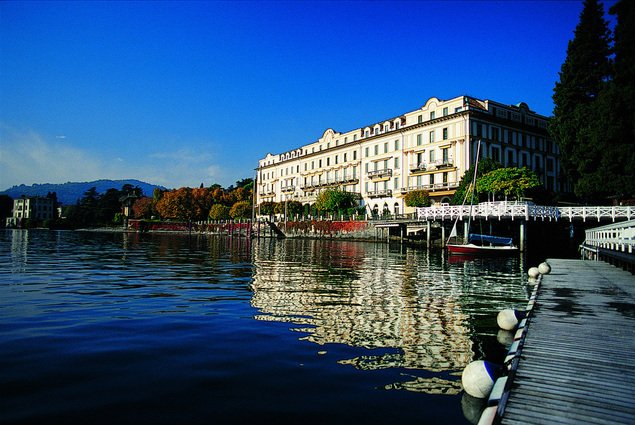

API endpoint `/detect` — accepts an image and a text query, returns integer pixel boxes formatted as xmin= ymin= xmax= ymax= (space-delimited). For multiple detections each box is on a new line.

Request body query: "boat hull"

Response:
xmin=446 ymin=243 xmax=518 ymax=256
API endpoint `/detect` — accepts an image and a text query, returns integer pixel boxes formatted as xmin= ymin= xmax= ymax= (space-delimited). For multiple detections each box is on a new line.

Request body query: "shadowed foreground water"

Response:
xmin=0 ymin=230 xmax=529 ymax=424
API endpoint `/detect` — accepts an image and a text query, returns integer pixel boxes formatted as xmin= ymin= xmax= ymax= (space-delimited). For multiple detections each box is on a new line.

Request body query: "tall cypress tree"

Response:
xmin=603 ymin=0 xmax=635 ymax=200
xmin=550 ymin=0 xmax=612 ymax=201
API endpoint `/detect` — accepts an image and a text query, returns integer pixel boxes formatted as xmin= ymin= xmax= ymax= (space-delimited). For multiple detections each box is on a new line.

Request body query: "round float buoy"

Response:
xmin=528 ymin=267 xmax=540 ymax=278
xmin=461 ymin=360 xmax=500 ymax=398
xmin=497 ymin=308 xmax=526 ymax=331
xmin=496 ymin=329 xmax=514 ymax=347
xmin=538 ymin=262 xmax=551 ymax=275
xmin=527 ymin=276 xmax=538 ymax=285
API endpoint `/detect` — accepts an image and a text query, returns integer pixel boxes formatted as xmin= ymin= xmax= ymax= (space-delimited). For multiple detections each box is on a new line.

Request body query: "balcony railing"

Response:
xmin=405 ymin=182 xmax=460 ymax=192
xmin=281 ymin=185 xmax=295 ymax=193
xmin=367 ymin=169 xmax=393 ymax=179
xmin=409 ymin=163 xmax=427 ymax=172
xmin=367 ymin=189 xmax=393 ymax=198
xmin=429 ymin=159 xmax=454 ymax=169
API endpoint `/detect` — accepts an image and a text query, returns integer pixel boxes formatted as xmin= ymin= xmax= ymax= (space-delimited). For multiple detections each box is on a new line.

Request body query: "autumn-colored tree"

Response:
xmin=229 ymin=201 xmax=251 ymax=219
xmin=132 ymin=197 xmax=156 ymax=219
xmin=209 ymin=204 xmax=230 ymax=220
xmin=191 ymin=187 xmax=215 ymax=220
xmin=155 ymin=187 xmax=194 ymax=220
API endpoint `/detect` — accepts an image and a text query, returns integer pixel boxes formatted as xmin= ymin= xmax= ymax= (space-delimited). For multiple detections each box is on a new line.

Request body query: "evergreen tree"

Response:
xmin=604 ymin=0 xmax=635 ymax=199
xmin=550 ymin=0 xmax=612 ymax=201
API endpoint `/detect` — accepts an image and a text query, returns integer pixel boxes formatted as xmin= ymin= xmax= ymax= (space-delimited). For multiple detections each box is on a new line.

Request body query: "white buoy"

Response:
xmin=528 ymin=267 xmax=540 ymax=278
xmin=497 ymin=308 xmax=526 ymax=331
xmin=496 ymin=329 xmax=514 ymax=347
xmin=462 ymin=360 xmax=499 ymax=398
xmin=538 ymin=262 xmax=551 ymax=275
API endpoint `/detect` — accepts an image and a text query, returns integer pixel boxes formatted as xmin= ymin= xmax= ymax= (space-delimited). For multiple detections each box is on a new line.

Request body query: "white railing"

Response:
xmin=584 ymin=219 xmax=635 ymax=254
xmin=416 ymin=203 xmax=635 ymax=222
xmin=416 ymin=201 xmax=560 ymax=221
xmin=558 ymin=206 xmax=635 ymax=222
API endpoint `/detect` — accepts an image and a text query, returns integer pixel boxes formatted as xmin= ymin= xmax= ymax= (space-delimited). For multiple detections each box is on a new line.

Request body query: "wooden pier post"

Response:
xmin=519 ymin=220 xmax=526 ymax=252
xmin=441 ymin=223 xmax=446 ymax=247
xmin=426 ymin=221 xmax=431 ymax=248
xmin=463 ymin=221 xmax=469 ymax=244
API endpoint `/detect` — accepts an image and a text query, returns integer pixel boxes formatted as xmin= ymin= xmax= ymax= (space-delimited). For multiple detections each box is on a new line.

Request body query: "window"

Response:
xmin=319 ymin=159 xmax=322 ymax=167
xmin=384 ymin=125 xmax=389 ymax=132
xmin=443 ymin=107 xmax=448 ymax=116
xmin=365 ymin=163 xmax=369 ymax=173
xmin=311 ymin=161 xmax=314 ymax=170
xmin=430 ymin=174 xmax=435 ymax=185
xmin=335 ymin=155 xmax=338 ymax=165
xmin=327 ymin=143 xmax=330 ymax=149
xmin=353 ymin=151 xmax=357 ymax=160
xmin=455 ymin=106 xmax=463 ymax=113
xmin=442 ymin=148 xmax=449 ymax=164
xmin=394 ymin=139 xmax=400 ymax=150
xmin=492 ymin=127 xmax=500 ymax=142
xmin=442 ymin=128 xmax=448 ymax=140
xmin=394 ymin=177 xmax=399 ymax=190
xmin=429 ymin=150 xmax=436 ymax=163
xmin=365 ymin=147 xmax=369 ymax=157
xmin=491 ymin=147 xmax=500 ymax=162
xmin=345 ymin=137 xmax=348 ymax=143
xmin=326 ymin=158 xmax=330 ymax=166
xmin=374 ymin=145 xmax=379 ymax=155
xmin=304 ymin=163 xmax=307 ymax=171
xmin=394 ymin=157 xmax=399 ymax=169
xmin=417 ymin=115 xmax=423 ymax=123
xmin=396 ymin=122 xmax=400 ymax=129
xmin=384 ymin=142 xmax=388 ymax=153
xmin=417 ymin=134 xmax=422 ymax=146
xmin=430 ymin=111 xmax=435 ymax=120
xmin=429 ymin=131 xmax=435 ymax=143
xmin=443 ymin=172 xmax=448 ymax=184
xmin=507 ymin=150 xmax=514 ymax=166
xmin=365 ymin=130 xmax=369 ymax=137
xmin=354 ymin=134 xmax=357 ymax=141
xmin=344 ymin=153 xmax=347 ymax=162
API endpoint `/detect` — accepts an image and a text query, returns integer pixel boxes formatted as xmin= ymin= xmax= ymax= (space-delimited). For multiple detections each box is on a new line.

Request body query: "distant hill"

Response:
xmin=0 ymin=179 xmax=166 ymax=205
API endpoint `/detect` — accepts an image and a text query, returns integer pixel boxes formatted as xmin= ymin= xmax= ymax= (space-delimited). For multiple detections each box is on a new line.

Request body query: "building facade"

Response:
xmin=256 ymin=95 xmax=562 ymax=217
xmin=6 ymin=196 xmax=57 ymax=227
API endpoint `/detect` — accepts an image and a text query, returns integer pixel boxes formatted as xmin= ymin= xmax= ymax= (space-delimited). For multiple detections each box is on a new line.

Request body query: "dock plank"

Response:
xmin=500 ymin=259 xmax=635 ymax=424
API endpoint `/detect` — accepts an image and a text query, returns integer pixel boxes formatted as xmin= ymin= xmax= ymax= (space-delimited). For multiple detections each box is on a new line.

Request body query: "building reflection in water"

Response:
xmin=250 ymin=239 xmax=525 ymax=395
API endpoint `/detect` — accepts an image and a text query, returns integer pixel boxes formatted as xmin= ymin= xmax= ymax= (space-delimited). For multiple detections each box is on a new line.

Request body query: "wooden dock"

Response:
xmin=499 ymin=259 xmax=635 ymax=424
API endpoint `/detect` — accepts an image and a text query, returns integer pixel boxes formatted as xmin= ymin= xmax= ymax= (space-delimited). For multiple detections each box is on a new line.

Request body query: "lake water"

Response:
xmin=0 ymin=229 xmax=530 ymax=424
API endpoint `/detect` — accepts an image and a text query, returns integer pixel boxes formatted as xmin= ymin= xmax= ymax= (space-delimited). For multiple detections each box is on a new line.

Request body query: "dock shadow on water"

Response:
xmin=1 ymin=230 xmax=529 ymax=425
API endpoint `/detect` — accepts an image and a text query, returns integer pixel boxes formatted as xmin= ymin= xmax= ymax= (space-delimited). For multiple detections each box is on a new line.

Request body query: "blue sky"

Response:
xmin=0 ymin=0 xmax=615 ymax=190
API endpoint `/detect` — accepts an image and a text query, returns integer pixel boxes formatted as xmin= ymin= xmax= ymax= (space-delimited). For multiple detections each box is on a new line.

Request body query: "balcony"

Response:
xmin=429 ymin=158 xmax=454 ymax=170
xmin=367 ymin=168 xmax=393 ymax=180
xmin=409 ymin=162 xmax=427 ymax=173
xmin=405 ymin=182 xmax=460 ymax=192
xmin=281 ymin=185 xmax=295 ymax=193
xmin=367 ymin=189 xmax=393 ymax=198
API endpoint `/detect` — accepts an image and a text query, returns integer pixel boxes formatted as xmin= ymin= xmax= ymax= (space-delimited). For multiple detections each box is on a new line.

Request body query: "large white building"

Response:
xmin=6 ymin=196 xmax=57 ymax=227
xmin=256 ymin=95 xmax=561 ymax=217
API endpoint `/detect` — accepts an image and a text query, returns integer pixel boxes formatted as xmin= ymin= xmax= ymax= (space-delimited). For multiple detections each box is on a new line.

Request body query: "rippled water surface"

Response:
xmin=0 ymin=230 xmax=530 ymax=424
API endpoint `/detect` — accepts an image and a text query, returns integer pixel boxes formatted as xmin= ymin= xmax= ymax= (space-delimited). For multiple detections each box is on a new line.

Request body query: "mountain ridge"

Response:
xmin=0 ymin=179 xmax=166 ymax=205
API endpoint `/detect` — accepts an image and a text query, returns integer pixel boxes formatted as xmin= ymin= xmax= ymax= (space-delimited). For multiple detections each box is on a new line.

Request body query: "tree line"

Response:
xmin=132 ymin=179 xmax=254 ymax=222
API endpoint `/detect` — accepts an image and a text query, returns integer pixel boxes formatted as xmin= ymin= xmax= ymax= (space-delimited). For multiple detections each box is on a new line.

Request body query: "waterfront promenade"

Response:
xmin=498 ymin=259 xmax=635 ymax=424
